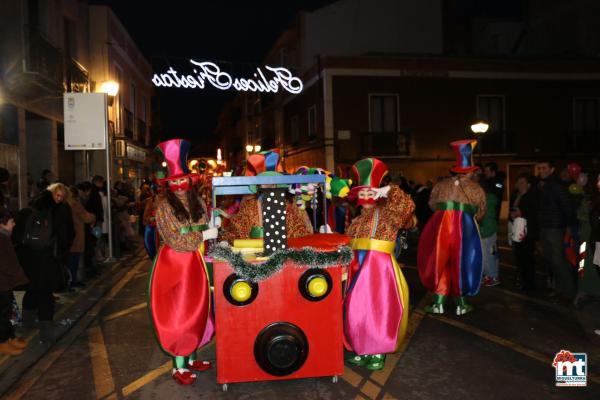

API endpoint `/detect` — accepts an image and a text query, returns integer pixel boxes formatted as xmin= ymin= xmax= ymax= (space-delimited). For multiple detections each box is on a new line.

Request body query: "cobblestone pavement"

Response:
xmin=2 ymin=241 xmax=599 ymax=400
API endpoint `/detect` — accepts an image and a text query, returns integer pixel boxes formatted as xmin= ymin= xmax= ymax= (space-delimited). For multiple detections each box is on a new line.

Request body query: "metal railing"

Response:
xmin=360 ymin=131 xmax=410 ymax=157
xmin=569 ymin=130 xmax=600 ymax=153
xmin=478 ymin=130 xmax=516 ymax=154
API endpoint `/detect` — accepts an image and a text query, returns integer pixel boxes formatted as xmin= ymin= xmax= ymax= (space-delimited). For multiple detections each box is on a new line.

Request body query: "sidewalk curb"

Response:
xmin=0 ymin=248 xmax=146 ymax=397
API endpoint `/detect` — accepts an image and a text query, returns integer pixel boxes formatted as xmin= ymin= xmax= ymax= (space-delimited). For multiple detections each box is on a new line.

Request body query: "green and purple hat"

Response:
xmin=348 ymin=158 xmax=388 ymax=200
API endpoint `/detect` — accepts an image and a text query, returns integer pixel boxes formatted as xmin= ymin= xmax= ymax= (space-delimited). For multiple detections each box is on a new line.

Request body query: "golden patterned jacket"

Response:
xmin=346 ymin=185 xmax=415 ymax=242
xmin=155 ymin=196 xmax=207 ymax=252
xmin=428 ymin=176 xmax=487 ymax=220
xmin=219 ymin=196 xmax=312 ymax=244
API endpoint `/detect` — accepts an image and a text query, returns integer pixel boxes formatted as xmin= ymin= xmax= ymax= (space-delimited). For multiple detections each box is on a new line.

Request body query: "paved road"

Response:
xmin=2 ymin=242 xmax=600 ymax=400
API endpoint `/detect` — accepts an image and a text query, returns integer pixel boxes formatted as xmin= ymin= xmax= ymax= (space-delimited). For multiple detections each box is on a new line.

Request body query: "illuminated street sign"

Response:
xmin=152 ymin=60 xmax=303 ymax=94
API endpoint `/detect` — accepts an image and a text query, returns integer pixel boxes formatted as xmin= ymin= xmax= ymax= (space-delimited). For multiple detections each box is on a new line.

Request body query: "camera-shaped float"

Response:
xmin=211 ymin=175 xmax=345 ymax=391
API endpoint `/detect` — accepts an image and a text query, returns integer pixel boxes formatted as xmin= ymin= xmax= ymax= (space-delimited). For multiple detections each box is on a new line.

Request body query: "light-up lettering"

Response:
xmin=152 ymin=60 xmax=303 ymax=94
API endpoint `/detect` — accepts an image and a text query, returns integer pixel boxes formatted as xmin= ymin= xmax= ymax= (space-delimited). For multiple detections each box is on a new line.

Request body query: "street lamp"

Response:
xmin=246 ymin=144 xmax=254 ymax=153
xmin=254 ymin=145 xmax=261 ymax=152
xmin=161 ymin=161 xmax=168 ymax=168
xmin=470 ymin=121 xmax=489 ymax=135
xmin=99 ymin=81 xmax=119 ymax=106
xmin=470 ymin=121 xmax=489 ymax=164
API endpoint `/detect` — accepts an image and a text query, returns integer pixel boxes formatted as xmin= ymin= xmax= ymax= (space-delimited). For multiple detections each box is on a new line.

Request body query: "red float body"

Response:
xmin=213 ymin=260 xmax=344 ymax=384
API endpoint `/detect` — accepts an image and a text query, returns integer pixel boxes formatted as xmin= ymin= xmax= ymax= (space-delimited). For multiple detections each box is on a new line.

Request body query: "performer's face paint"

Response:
xmin=168 ymin=178 xmax=190 ymax=194
xmin=357 ymin=188 xmax=376 ymax=207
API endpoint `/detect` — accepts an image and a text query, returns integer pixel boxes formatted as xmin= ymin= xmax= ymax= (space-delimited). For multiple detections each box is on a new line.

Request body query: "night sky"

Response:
xmin=91 ymin=0 xmax=337 ymax=143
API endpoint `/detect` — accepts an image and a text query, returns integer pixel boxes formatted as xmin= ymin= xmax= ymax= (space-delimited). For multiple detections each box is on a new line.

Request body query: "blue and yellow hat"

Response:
xmin=450 ymin=139 xmax=479 ymax=174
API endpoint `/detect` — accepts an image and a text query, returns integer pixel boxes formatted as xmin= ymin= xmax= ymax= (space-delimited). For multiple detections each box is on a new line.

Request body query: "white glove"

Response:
xmin=209 ymin=212 xmax=222 ymax=229
xmin=373 ymin=185 xmax=391 ymax=200
xmin=202 ymin=227 xmax=219 ymax=241
xmin=319 ymin=224 xmax=332 ymax=233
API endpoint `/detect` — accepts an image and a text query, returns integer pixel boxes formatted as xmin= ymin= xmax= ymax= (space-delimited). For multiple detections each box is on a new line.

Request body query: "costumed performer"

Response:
xmin=219 ymin=150 xmax=312 ymax=243
xmin=149 ymin=139 xmax=218 ymax=385
xmin=417 ymin=139 xmax=486 ymax=315
xmin=344 ymin=158 xmax=415 ymax=371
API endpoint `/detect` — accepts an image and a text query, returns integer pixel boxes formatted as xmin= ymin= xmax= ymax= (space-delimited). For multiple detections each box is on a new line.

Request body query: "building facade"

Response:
xmin=0 ymin=1 xmax=154 ymax=210
xmin=0 ymin=0 xmax=92 ymax=208
xmin=214 ymin=0 xmax=600 ymax=216
xmin=89 ymin=5 xmax=153 ymax=189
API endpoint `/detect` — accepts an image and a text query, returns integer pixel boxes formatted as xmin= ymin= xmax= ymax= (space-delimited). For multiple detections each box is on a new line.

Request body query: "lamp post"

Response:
xmin=98 ymin=80 xmax=119 ymax=261
xmin=470 ymin=121 xmax=489 ymax=164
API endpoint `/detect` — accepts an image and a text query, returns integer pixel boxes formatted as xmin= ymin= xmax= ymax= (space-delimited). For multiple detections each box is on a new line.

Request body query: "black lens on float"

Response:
xmin=254 ymin=322 xmax=308 ymax=376
xmin=298 ymin=268 xmax=333 ymax=301
xmin=223 ymin=273 xmax=259 ymax=306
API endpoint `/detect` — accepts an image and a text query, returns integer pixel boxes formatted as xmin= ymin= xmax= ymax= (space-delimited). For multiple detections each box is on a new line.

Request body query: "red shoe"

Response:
xmin=484 ymin=277 xmax=500 ymax=287
xmin=188 ymin=360 xmax=212 ymax=371
xmin=172 ymin=369 xmax=197 ymax=385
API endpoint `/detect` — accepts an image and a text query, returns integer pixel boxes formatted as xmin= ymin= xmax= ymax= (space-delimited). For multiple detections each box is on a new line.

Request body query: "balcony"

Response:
xmin=124 ymin=109 xmax=134 ymax=139
xmin=360 ymin=132 xmax=410 ymax=157
xmin=64 ymin=58 xmax=89 ymax=93
xmin=7 ymin=28 xmax=64 ymax=95
xmin=569 ymin=130 xmax=600 ymax=154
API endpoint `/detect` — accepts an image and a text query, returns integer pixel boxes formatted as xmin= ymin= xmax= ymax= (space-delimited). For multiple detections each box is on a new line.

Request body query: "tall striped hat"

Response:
xmin=155 ymin=139 xmax=194 ymax=182
xmin=450 ymin=139 xmax=479 ymax=173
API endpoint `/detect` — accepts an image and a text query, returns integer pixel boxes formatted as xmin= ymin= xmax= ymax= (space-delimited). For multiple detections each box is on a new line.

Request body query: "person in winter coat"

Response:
xmin=0 ymin=209 xmax=29 ymax=355
xmin=67 ymin=186 xmax=96 ymax=288
xmin=13 ymin=191 xmax=59 ymax=344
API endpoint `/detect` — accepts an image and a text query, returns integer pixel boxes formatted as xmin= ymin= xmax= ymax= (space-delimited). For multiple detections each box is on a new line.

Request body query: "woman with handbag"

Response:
xmin=510 ymin=173 xmax=539 ymax=291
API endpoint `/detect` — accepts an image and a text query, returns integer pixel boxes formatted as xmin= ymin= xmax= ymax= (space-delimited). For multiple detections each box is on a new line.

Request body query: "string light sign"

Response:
xmin=152 ymin=60 xmax=303 ymax=94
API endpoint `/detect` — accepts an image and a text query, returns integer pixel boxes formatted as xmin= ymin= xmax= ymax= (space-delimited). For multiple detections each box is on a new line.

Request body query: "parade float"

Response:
xmin=209 ymin=173 xmax=350 ymax=391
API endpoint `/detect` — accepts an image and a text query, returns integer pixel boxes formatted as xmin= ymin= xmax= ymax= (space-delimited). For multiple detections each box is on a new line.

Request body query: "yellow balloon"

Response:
xmin=231 ymin=281 xmax=252 ymax=302
xmin=308 ymin=276 xmax=328 ymax=297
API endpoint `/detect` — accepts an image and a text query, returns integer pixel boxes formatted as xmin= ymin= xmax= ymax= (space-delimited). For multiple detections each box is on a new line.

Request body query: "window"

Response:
xmin=308 ymin=106 xmax=316 ymax=139
xmin=477 ymin=95 xmax=505 ymax=132
xmin=369 ymin=95 xmax=398 ymax=132
xmin=573 ymin=98 xmax=600 ymax=132
xmin=477 ymin=95 xmax=514 ymax=153
xmin=114 ymin=66 xmax=123 ymax=135
xmin=140 ymin=95 xmax=147 ymax=122
xmin=291 ymin=115 xmax=299 ymax=144
xmin=572 ymin=98 xmax=600 ymax=152
xmin=130 ymin=83 xmax=136 ymax=118
xmin=130 ymin=82 xmax=136 ymax=139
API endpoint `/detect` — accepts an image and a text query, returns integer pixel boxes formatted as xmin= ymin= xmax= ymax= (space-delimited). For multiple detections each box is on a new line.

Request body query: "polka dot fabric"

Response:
xmin=261 ymin=188 xmax=288 ymax=256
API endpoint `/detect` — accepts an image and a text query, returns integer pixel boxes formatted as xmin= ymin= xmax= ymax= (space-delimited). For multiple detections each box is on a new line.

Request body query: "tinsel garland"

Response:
xmin=208 ymin=244 xmax=353 ymax=282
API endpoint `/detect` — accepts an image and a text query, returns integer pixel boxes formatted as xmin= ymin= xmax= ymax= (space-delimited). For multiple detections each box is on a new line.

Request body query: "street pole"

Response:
xmin=103 ymin=93 xmax=115 ymax=261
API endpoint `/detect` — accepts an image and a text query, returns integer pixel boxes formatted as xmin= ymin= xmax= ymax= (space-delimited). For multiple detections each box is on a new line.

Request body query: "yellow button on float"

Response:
xmin=308 ymin=276 xmax=328 ymax=297
xmin=231 ymin=281 xmax=252 ymax=302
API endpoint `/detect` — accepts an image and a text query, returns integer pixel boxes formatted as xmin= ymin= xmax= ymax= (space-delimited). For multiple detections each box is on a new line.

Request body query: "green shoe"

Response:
xmin=424 ymin=293 xmax=446 ymax=314
xmin=346 ymin=354 xmax=370 ymax=366
xmin=424 ymin=303 xmax=445 ymax=314
xmin=455 ymin=297 xmax=473 ymax=316
xmin=366 ymin=354 xmax=386 ymax=371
